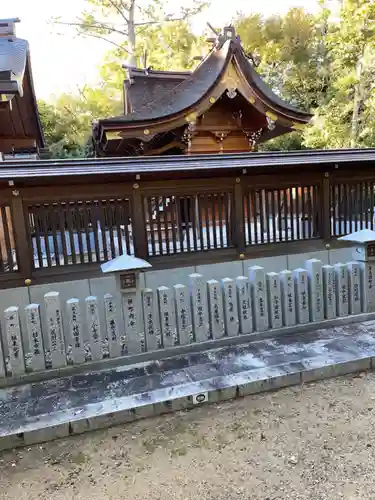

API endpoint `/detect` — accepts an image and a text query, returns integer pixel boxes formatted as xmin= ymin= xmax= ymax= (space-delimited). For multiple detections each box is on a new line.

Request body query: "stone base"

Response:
xmin=1 ymin=319 xmax=375 ymax=451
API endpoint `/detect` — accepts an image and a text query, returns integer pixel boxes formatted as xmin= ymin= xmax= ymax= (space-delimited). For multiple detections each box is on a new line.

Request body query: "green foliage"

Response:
xmin=303 ymin=0 xmax=375 ymax=149
xmin=38 ymin=87 xmax=122 ymax=158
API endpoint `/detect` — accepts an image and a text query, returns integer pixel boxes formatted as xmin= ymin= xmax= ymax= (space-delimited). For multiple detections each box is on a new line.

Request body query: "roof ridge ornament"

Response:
xmin=216 ymin=25 xmax=241 ymax=48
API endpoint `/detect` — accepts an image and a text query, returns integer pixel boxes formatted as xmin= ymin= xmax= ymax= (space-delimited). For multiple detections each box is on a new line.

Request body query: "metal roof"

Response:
xmin=1 ymin=149 xmax=375 ymax=180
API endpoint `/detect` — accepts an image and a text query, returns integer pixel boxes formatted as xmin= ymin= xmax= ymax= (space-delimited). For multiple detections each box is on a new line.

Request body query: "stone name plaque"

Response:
xmin=104 ymin=293 xmax=122 ymax=358
xmin=347 ymin=261 xmax=362 ymax=315
xmin=249 ymin=266 xmax=268 ymax=332
xmin=123 ymin=291 xmax=143 ymax=354
xmin=189 ymin=273 xmax=210 ymax=343
xmin=267 ymin=272 xmax=282 ymax=329
xmin=293 ymin=269 xmax=309 ymax=324
xmin=44 ymin=292 xmax=66 ymax=368
xmin=305 ymin=259 xmax=324 ymax=322
xmin=360 ymin=262 xmax=375 ymax=313
xmin=236 ymin=276 xmax=253 ymax=334
xmin=25 ymin=304 xmax=45 ymax=371
xmin=4 ymin=306 xmax=25 ymax=375
xmin=222 ymin=278 xmax=239 ymax=337
xmin=157 ymin=286 xmax=177 ymax=348
xmin=174 ymin=284 xmax=193 ymax=345
xmin=66 ymin=298 xmax=85 ymax=364
xmin=142 ymin=289 xmax=161 ymax=352
xmin=85 ymin=296 xmax=103 ymax=361
xmin=207 ymin=279 xmax=225 ymax=339
xmin=335 ymin=263 xmax=349 ymax=317
xmin=322 ymin=265 xmax=337 ymax=319
xmin=280 ymin=270 xmax=296 ymax=327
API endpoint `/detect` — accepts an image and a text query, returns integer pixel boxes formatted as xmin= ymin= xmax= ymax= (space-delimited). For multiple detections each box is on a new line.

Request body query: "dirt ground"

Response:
xmin=1 ymin=372 xmax=375 ymax=500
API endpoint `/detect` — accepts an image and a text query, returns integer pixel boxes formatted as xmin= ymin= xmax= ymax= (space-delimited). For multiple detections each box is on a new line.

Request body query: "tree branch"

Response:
xmin=134 ymin=17 xmax=186 ymax=27
xmin=75 ymin=31 xmax=131 ymax=53
xmin=106 ymin=0 xmax=129 ymax=24
xmin=54 ymin=20 xmax=128 ymax=37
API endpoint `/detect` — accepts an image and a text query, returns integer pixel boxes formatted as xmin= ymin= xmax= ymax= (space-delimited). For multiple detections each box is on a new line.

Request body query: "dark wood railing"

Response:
xmin=0 ymin=150 xmax=374 ymax=288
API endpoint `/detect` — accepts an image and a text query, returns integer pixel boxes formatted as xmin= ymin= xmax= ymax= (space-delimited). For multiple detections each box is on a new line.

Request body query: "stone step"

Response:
xmin=1 ymin=320 xmax=375 ymax=451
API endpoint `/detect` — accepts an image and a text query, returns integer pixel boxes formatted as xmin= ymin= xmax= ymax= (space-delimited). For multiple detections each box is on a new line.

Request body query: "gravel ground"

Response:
xmin=1 ymin=372 xmax=375 ymax=500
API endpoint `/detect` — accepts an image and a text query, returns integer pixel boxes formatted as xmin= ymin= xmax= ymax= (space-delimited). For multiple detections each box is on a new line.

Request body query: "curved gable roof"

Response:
xmin=98 ymin=35 xmax=312 ymax=135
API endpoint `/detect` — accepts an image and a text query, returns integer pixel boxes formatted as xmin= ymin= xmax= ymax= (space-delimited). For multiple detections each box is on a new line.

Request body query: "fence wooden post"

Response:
xmin=234 ymin=178 xmax=246 ymax=254
xmin=132 ymin=185 xmax=148 ymax=260
xmin=10 ymin=192 xmax=33 ymax=281
xmin=322 ymin=173 xmax=331 ymax=242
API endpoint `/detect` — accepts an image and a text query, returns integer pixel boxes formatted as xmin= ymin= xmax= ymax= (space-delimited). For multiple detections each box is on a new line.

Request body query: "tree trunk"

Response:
xmin=127 ymin=0 xmax=137 ymax=67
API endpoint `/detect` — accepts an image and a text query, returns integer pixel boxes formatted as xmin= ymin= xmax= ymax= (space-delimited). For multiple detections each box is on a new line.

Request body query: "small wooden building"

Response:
xmin=0 ymin=18 xmax=44 ymax=160
xmin=93 ymin=26 xmax=312 ymax=157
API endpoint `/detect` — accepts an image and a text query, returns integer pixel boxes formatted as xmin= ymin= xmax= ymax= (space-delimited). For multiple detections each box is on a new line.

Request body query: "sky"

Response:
xmin=2 ymin=0 xmax=325 ymax=100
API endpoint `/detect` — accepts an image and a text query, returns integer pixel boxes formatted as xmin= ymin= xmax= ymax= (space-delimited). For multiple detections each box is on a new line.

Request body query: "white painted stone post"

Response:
xmin=104 ymin=293 xmax=122 ymax=358
xmin=24 ymin=304 xmax=45 ymax=371
xmin=142 ymin=289 xmax=161 ymax=352
xmin=207 ymin=279 xmax=225 ymax=339
xmin=305 ymin=259 xmax=324 ymax=322
xmin=174 ymin=284 xmax=193 ymax=345
xmin=280 ymin=270 xmax=296 ymax=327
xmin=66 ymin=298 xmax=86 ymax=364
xmin=123 ymin=290 xmax=144 ymax=354
xmin=189 ymin=273 xmax=210 ymax=342
xmin=249 ymin=266 xmax=268 ymax=332
xmin=360 ymin=262 xmax=375 ymax=313
xmin=44 ymin=292 xmax=66 ymax=368
xmin=335 ymin=263 xmax=349 ymax=317
xmin=347 ymin=261 xmax=362 ymax=315
xmin=157 ymin=286 xmax=177 ymax=348
xmin=221 ymin=278 xmax=239 ymax=337
xmin=266 ymin=272 xmax=283 ymax=329
xmin=4 ymin=306 xmax=25 ymax=375
xmin=85 ymin=296 xmax=103 ymax=361
xmin=293 ymin=269 xmax=310 ymax=324
xmin=235 ymin=276 xmax=253 ymax=334
xmin=322 ymin=265 xmax=337 ymax=319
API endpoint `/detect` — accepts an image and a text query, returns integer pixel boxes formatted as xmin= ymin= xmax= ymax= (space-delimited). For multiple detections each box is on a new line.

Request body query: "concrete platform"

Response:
xmin=2 ymin=320 xmax=375 ymax=451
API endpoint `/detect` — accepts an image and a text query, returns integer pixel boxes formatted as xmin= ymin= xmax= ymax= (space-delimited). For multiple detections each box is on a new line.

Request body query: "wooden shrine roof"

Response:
xmin=94 ymin=27 xmax=312 ymax=155
xmin=0 ymin=19 xmax=45 ymax=156
xmin=124 ymin=68 xmax=190 ymax=113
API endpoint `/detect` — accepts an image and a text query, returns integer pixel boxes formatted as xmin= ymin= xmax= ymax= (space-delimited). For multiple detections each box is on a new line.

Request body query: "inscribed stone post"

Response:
xmin=334 ymin=263 xmax=349 ymax=317
xmin=4 ymin=306 xmax=25 ymax=376
xmin=322 ymin=265 xmax=336 ymax=319
xmin=66 ymin=299 xmax=86 ymax=364
xmin=157 ymin=286 xmax=177 ymax=348
xmin=0 ymin=339 xmax=4 ymax=378
xmin=44 ymin=292 xmax=66 ymax=368
xmin=174 ymin=284 xmax=193 ymax=345
xmin=305 ymin=259 xmax=324 ymax=323
xmin=280 ymin=270 xmax=296 ymax=327
xmin=142 ymin=289 xmax=161 ymax=352
xmin=189 ymin=273 xmax=210 ymax=343
xmin=266 ymin=272 xmax=283 ymax=329
xmin=123 ymin=290 xmax=144 ymax=354
xmin=347 ymin=261 xmax=362 ymax=315
xmin=360 ymin=262 xmax=375 ymax=313
xmin=24 ymin=304 xmax=45 ymax=371
xmin=249 ymin=266 xmax=268 ymax=332
xmin=207 ymin=279 xmax=225 ymax=339
xmin=85 ymin=296 xmax=103 ymax=361
xmin=221 ymin=278 xmax=239 ymax=337
xmin=104 ymin=293 xmax=122 ymax=358
xmin=235 ymin=276 xmax=253 ymax=334
xmin=293 ymin=269 xmax=310 ymax=324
